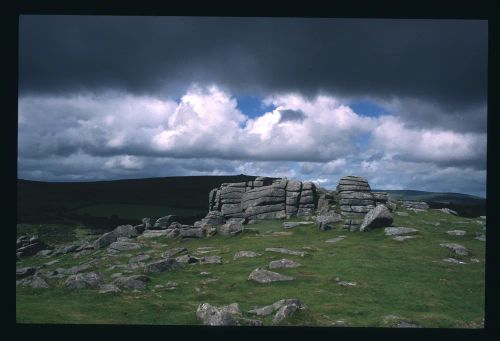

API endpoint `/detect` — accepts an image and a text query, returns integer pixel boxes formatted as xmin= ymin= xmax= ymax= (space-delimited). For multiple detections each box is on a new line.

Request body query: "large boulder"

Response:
xmin=440 ymin=243 xmax=470 ymax=256
xmin=360 ymin=205 xmax=393 ymax=231
xmin=179 ymin=228 xmax=204 ymax=238
xmin=93 ymin=224 xmax=142 ymax=249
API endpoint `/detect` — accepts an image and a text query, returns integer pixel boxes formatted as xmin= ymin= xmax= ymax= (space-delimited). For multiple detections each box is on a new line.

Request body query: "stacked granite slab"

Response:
xmin=336 ymin=176 xmax=376 ymax=231
xmin=207 ymin=177 xmax=317 ymax=222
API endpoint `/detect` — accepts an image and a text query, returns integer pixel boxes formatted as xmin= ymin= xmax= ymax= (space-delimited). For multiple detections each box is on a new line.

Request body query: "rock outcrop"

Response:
xmin=205 ymin=177 xmax=318 ymax=223
xmin=360 ymin=205 xmax=393 ymax=231
xmin=336 ymin=176 xmax=391 ymax=231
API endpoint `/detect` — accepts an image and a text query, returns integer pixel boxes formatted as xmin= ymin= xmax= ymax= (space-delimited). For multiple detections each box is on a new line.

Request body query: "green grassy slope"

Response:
xmin=16 ymin=208 xmax=485 ymax=327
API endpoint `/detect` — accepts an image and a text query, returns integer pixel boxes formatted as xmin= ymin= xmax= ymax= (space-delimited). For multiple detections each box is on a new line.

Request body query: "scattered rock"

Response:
xmin=316 ymin=211 xmax=342 ymax=231
xmin=393 ymin=236 xmax=416 ymax=242
xmin=395 ymin=212 xmax=409 ymax=217
xmin=337 ymin=281 xmax=357 ymax=287
xmin=179 ymin=228 xmax=205 ymax=238
xmin=265 ymin=247 xmax=308 ymax=257
xmin=37 ymin=249 xmax=53 ymax=257
xmin=442 ymin=258 xmax=467 ymax=265
xmin=17 ymin=275 xmax=49 ymax=288
xmin=175 ymin=254 xmax=201 ymax=264
xmin=93 ymin=224 xmax=142 ymax=249
xmin=384 ymin=227 xmax=418 ymax=236
xmin=475 ymin=234 xmax=486 ymax=242
xmin=140 ymin=230 xmax=172 ymax=238
xmin=234 ymin=251 xmax=261 ymax=260
xmin=16 ymin=266 xmax=37 ymax=279
xmin=201 ymin=255 xmax=223 ymax=264
xmin=66 ymin=272 xmax=104 ymax=289
xmin=44 ymin=259 xmax=60 ymax=266
xmin=73 ymin=249 xmax=94 ymax=258
xmin=144 ymin=259 xmax=181 ymax=273
xmin=163 ymin=247 xmax=188 ymax=259
xmin=446 ymin=230 xmax=466 ymax=236
xmin=113 ymin=275 xmax=150 ymax=290
xmin=153 ymin=215 xmax=179 ymax=229
xmin=129 ymin=254 xmax=151 ymax=264
xmin=269 ymin=259 xmax=302 ymax=269
xmin=440 ymin=243 xmax=470 ymax=256
xmin=248 ymin=299 xmax=307 ymax=322
xmin=196 ymin=302 xmax=242 ymax=326
xmin=397 ymin=321 xmax=423 ymax=328
xmin=325 ymin=236 xmax=345 ymax=244
xmin=219 ymin=222 xmax=245 ymax=236
xmin=248 ymin=268 xmax=294 ymax=283
xmin=200 ymin=272 xmax=211 ymax=276
xmin=98 ymin=284 xmax=121 ymax=294
xmin=360 ymin=205 xmax=393 ymax=231
xmin=108 ymin=241 xmax=141 ymax=253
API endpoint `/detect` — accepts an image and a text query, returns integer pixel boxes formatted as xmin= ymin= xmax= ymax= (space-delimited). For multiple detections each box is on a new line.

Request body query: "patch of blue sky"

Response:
xmin=348 ymin=99 xmax=389 ymax=118
xmin=236 ymin=95 xmax=276 ymax=119
xmin=354 ymin=132 xmax=372 ymax=149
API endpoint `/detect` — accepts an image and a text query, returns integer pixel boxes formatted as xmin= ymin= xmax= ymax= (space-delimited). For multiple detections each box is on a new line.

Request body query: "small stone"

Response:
xmin=325 ymin=237 xmax=345 ymax=244
xmin=442 ymin=258 xmax=467 ymax=264
xmin=234 ymin=250 xmax=261 ymax=259
xmin=337 ymin=281 xmax=357 ymax=287
xmin=269 ymin=259 xmax=302 ymax=269
xmin=447 ymin=230 xmax=466 ymax=236
xmin=384 ymin=227 xmax=418 ymax=236
xmin=282 ymin=222 xmax=311 ymax=229
xmin=201 ymin=256 xmax=222 ymax=264
xmin=265 ymin=247 xmax=308 ymax=257
xmin=393 ymin=236 xmax=416 ymax=242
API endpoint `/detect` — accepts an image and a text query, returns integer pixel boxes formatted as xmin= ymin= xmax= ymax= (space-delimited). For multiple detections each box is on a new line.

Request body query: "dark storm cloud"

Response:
xmin=19 ymin=16 xmax=487 ymax=110
xmin=279 ymin=109 xmax=306 ymax=123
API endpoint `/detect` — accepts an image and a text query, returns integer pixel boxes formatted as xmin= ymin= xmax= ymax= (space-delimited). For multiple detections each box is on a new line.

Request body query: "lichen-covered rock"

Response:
xmin=153 ymin=215 xmax=179 ymax=229
xmin=447 ymin=230 xmax=466 ymax=236
xmin=265 ymin=247 xmax=308 ymax=257
xmin=248 ymin=299 xmax=307 ymax=320
xmin=196 ymin=303 xmax=242 ymax=326
xmin=163 ymin=247 xmax=188 ymax=259
xmin=219 ymin=221 xmax=244 ymax=236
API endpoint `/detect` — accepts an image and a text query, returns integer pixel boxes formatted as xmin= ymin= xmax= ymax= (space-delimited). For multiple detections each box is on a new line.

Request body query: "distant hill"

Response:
xmin=372 ymin=189 xmax=486 ymax=218
xmin=17 ymin=176 xmax=485 ymax=228
xmin=17 ymin=175 xmax=264 ymax=228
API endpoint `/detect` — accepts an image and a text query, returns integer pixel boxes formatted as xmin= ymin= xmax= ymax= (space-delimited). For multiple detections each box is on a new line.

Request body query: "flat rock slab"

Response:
xmin=325 ymin=237 xmax=345 ymax=244
xmin=337 ymin=281 xmax=357 ymax=287
xmin=393 ymin=236 xmax=416 ymax=242
xmin=108 ymin=242 xmax=141 ymax=253
xmin=282 ymin=222 xmax=311 ymax=229
xmin=129 ymin=254 xmax=151 ymax=264
xmin=248 ymin=268 xmax=294 ymax=283
xmin=440 ymin=243 xmax=470 ymax=256
xmin=384 ymin=227 xmax=419 ymax=236
xmin=442 ymin=258 xmax=467 ymax=265
xmin=447 ymin=230 xmax=466 ymax=236
xmin=234 ymin=250 xmax=261 ymax=260
xmin=395 ymin=212 xmax=409 ymax=216
xmin=98 ymin=284 xmax=121 ymax=294
xmin=140 ymin=230 xmax=171 ymax=238
xmin=113 ymin=275 xmax=150 ymax=290
xmin=265 ymin=247 xmax=308 ymax=257
xmin=269 ymin=259 xmax=302 ymax=269
xmin=200 ymin=256 xmax=223 ymax=264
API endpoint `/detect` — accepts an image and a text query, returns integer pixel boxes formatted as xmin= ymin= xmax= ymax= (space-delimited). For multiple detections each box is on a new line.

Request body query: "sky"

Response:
xmin=18 ymin=16 xmax=488 ymax=197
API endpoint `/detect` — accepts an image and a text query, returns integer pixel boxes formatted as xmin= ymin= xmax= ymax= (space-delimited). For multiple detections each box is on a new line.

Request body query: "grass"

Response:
xmin=16 ymin=208 xmax=485 ymax=327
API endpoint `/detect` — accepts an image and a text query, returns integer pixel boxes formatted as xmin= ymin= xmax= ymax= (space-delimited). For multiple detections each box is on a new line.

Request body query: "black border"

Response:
xmin=9 ymin=1 xmax=499 ymax=340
